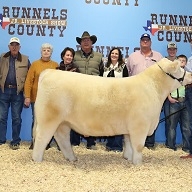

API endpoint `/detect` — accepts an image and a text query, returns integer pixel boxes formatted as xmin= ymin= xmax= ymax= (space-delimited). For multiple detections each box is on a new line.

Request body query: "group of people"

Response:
xmin=0 ymin=31 xmax=192 ymax=159
xmin=163 ymin=43 xmax=192 ymax=159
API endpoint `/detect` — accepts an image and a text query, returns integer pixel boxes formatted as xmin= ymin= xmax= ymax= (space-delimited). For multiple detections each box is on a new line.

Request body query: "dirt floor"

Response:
xmin=0 ymin=141 xmax=192 ymax=192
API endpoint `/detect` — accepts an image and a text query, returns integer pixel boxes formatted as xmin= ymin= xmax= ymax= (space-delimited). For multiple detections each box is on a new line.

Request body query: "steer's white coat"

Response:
xmin=32 ymin=58 xmax=192 ymax=164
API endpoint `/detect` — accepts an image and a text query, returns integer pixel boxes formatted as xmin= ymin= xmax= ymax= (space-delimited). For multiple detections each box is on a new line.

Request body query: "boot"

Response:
xmin=29 ymin=142 xmax=33 ymax=150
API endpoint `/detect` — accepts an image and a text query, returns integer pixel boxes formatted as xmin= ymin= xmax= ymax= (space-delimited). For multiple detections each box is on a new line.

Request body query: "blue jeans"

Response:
xmin=0 ymin=88 xmax=24 ymax=145
xmin=163 ymin=98 xmax=170 ymax=146
xmin=185 ymin=87 xmax=192 ymax=131
xmin=167 ymin=100 xmax=191 ymax=150
xmin=185 ymin=87 xmax=192 ymax=154
xmin=106 ymin=135 xmax=123 ymax=151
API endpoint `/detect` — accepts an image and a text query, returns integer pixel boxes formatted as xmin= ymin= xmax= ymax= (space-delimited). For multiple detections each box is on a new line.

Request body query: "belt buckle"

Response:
xmin=8 ymin=85 xmax=15 ymax=88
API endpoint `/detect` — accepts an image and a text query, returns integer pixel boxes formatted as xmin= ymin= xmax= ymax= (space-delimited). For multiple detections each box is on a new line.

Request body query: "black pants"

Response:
xmin=163 ymin=98 xmax=170 ymax=146
xmin=106 ymin=135 xmax=123 ymax=151
xmin=145 ymin=130 xmax=156 ymax=147
xmin=189 ymin=135 xmax=192 ymax=154
xmin=70 ymin=130 xmax=95 ymax=147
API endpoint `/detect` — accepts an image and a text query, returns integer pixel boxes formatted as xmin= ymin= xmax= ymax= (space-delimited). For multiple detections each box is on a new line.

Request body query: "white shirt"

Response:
xmin=103 ymin=62 xmax=124 ymax=78
xmin=186 ymin=56 xmax=192 ymax=72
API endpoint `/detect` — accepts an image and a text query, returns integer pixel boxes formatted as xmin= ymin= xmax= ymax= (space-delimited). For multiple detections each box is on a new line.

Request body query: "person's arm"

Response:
xmin=126 ymin=57 xmax=132 ymax=76
xmin=24 ymin=63 xmax=35 ymax=107
xmin=168 ymin=94 xmax=178 ymax=103
xmin=99 ymin=60 xmax=104 ymax=76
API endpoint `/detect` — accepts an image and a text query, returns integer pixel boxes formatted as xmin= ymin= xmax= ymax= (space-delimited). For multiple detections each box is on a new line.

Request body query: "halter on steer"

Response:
xmin=157 ymin=64 xmax=186 ymax=85
xmin=157 ymin=64 xmax=187 ymax=123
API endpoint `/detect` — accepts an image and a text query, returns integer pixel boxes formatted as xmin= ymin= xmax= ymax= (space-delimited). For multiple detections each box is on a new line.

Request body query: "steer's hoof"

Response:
xmin=67 ymin=157 xmax=77 ymax=162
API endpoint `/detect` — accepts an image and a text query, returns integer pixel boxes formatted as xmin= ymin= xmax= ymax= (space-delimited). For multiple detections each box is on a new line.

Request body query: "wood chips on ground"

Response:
xmin=0 ymin=142 xmax=192 ymax=192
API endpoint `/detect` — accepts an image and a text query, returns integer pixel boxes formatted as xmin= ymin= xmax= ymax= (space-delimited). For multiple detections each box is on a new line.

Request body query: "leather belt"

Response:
xmin=172 ymin=97 xmax=185 ymax=102
xmin=5 ymin=84 xmax=17 ymax=88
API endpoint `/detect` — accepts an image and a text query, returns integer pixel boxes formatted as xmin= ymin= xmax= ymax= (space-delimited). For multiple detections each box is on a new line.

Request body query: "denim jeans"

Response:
xmin=0 ymin=88 xmax=24 ymax=145
xmin=185 ymin=87 xmax=192 ymax=153
xmin=167 ymin=100 xmax=191 ymax=150
xmin=185 ymin=87 xmax=192 ymax=131
xmin=163 ymin=98 xmax=170 ymax=146
xmin=106 ymin=135 xmax=123 ymax=151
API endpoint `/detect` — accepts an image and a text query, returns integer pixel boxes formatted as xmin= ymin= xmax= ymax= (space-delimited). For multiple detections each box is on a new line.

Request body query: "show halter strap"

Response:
xmin=157 ymin=64 xmax=186 ymax=85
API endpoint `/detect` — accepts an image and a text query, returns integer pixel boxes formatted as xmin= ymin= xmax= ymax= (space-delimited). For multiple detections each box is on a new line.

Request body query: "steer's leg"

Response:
xmin=130 ymin=131 xmax=146 ymax=165
xmin=32 ymin=122 xmax=58 ymax=162
xmin=125 ymin=123 xmax=147 ymax=165
xmin=54 ymin=123 xmax=77 ymax=162
xmin=131 ymin=138 xmax=144 ymax=165
xmin=123 ymin=134 xmax=133 ymax=161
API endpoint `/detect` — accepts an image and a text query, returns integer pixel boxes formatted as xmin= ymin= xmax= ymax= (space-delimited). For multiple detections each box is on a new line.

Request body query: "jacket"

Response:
xmin=0 ymin=51 xmax=29 ymax=94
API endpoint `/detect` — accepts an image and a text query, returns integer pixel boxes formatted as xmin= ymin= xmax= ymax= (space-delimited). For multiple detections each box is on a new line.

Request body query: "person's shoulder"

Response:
xmin=72 ymin=62 xmax=79 ymax=68
xmin=72 ymin=63 xmax=80 ymax=72
xmin=152 ymin=50 xmax=162 ymax=55
xmin=0 ymin=52 xmax=9 ymax=58
xmin=187 ymin=56 xmax=192 ymax=67
xmin=0 ymin=53 xmax=5 ymax=57
xmin=152 ymin=50 xmax=163 ymax=57
xmin=20 ymin=53 xmax=28 ymax=57
xmin=74 ymin=50 xmax=81 ymax=57
xmin=51 ymin=60 xmax=59 ymax=65
xmin=32 ymin=59 xmax=41 ymax=63
xmin=31 ymin=59 xmax=41 ymax=65
xmin=93 ymin=51 xmax=102 ymax=55
xmin=129 ymin=51 xmax=140 ymax=58
xmin=75 ymin=50 xmax=81 ymax=54
xmin=93 ymin=51 xmax=102 ymax=56
xmin=188 ymin=56 xmax=192 ymax=62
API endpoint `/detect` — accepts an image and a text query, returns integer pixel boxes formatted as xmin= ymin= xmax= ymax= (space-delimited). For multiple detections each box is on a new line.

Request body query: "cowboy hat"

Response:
xmin=76 ymin=31 xmax=97 ymax=44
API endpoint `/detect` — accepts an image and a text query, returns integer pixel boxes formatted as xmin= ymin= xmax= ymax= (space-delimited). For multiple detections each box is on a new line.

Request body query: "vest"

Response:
xmin=0 ymin=52 xmax=29 ymax=94
xmin=74 ymin=50 xmax=102 ymax=75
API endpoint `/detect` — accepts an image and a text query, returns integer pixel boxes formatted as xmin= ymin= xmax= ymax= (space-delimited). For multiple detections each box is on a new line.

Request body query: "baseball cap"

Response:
xmin=9 ymin=37 xmax=20 ymax=44
xmin=140 ymin=33 xmax=151 ymax=40
xmin=167 ymin=42 xmax=177 ymax=49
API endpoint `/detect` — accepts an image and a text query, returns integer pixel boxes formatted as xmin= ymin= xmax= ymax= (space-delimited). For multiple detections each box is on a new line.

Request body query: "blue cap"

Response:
xmin=140 ymin=33 xmax=151 ymax=40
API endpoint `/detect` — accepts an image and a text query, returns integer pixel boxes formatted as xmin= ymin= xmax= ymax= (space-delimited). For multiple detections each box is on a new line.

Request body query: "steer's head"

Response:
xmin=157 ymin=58 xmax=192 ymax=86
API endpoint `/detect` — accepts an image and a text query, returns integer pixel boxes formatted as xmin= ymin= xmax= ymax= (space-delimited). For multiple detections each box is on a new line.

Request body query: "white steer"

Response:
xmin=32 ymin=58 xmax=192 ymax=165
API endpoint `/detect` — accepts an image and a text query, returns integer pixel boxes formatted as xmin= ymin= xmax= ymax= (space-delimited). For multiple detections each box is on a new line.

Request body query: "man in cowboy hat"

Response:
xmin=72 ymin=31 xmax=104 ymax=150
xmin=74 ymin=31 xmax=103 ymax=75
